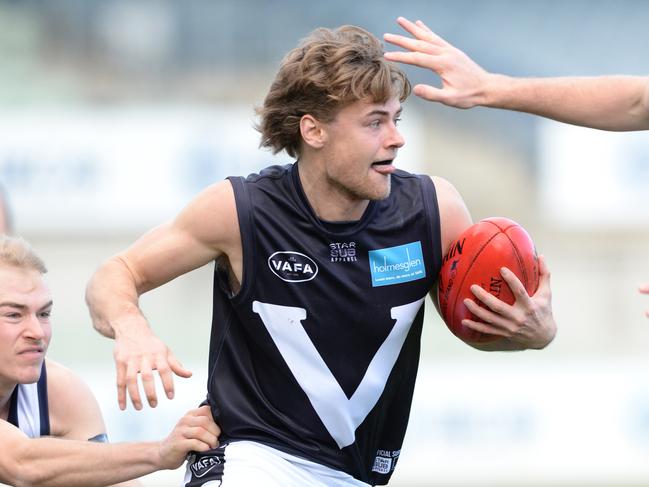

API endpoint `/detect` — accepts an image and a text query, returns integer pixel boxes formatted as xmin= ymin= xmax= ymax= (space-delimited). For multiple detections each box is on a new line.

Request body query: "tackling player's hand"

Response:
xmin=113 ymin=315 xmax=192 ymax=410
xmin=383 ymin=16 xmax=491 ymax=108
xmin=461 ymin=255 xmax=556 ymax=349
xmin=158 ymin=406 xmax=221 ymax=470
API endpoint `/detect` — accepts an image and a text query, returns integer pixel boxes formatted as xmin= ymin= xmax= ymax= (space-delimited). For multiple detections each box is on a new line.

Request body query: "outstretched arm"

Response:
xmin=384 ymin=16 xmax=649 ymax=131
xmin=86 ymin=180 xmax=241 ymax=410
xmin=0 ymin=406 xmax=219 ymax=487
xmin=45 ymin=360 xmax=140 ymax=486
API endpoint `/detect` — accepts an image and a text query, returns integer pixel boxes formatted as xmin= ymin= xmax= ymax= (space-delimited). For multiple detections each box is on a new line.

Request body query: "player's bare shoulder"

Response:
xmin=45 ymin=359 xmax=106 ymax=439
xmin=429 ymin=176 xmax=473 ymax=255
xmin=175 ymin=179 xmax=241 ymax=256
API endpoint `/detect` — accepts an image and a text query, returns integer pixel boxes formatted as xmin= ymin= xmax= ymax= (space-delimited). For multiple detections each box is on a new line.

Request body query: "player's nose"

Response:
xmin=23 ymin=314 xmax=47 ymax=340
xmin=386 ymin=123 xmax=405 ymax=149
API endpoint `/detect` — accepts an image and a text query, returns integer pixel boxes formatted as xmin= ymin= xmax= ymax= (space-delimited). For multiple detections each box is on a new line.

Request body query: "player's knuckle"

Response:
xmin=157 ymin=362 xmax=171 ymax=373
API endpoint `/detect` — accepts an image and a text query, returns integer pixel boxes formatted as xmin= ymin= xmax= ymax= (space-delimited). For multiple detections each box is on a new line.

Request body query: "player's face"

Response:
xmin=0 ymin=265 xmax=52 ymax=393
xmin=320 ymin=96 xmax=405 ymax=201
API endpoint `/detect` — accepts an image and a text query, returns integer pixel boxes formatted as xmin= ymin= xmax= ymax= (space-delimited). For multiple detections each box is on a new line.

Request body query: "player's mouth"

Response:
xmin=371 ymin=159 xmax=395 ymax=175
xmin=18 ymin=347 xmax=45 ymax=359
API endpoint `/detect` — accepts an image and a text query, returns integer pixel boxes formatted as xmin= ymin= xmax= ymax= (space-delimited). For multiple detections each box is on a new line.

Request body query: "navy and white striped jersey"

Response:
xmin=8 ymin=362 xmax=50 ymax=437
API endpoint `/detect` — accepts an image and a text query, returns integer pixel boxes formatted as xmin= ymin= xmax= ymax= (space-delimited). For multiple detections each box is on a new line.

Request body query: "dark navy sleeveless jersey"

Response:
xmin=207 ymin=163 xmax=442 ymax=485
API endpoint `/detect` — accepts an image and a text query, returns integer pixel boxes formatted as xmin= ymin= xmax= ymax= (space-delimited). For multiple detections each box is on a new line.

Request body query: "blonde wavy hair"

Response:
xmin=0 ymin=235 xmax=47 ymax=273
xmin=256 ymin=25 xmax=411 ymax=158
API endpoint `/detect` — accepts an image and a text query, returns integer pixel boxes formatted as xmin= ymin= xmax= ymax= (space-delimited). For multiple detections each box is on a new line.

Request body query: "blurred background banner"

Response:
xmin=538 ymin=122 xmax=649 ymax=229
xmin=2 ymin=0 xmax=649 ymax=486
xmin=0 ymin=107 xmax=273 ymax=233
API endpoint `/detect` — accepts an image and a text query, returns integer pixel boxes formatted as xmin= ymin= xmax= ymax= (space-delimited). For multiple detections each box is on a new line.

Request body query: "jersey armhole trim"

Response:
xmin=227 ymin=176 xmax=256 ymax=306
xmin=38 ymin=361 xmax=50 ymax=436
xmin=419 ymin=175 xmax=443 ymax=277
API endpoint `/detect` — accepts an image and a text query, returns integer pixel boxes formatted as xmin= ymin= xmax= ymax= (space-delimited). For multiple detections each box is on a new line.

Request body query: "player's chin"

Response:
xmin=366 ymin=174 xmax=392 ymax=200
xmin=15 ymin=367 xmax=42 ymax=385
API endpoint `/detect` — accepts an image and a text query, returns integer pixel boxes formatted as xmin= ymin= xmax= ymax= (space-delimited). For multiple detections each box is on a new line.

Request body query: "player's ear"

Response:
xmin=300 ymin=114 xmax=327 ymax=150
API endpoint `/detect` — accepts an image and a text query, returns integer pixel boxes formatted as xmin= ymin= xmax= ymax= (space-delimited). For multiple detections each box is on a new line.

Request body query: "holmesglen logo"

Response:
xmin=368 ymin=242 xmax=426 ymax=287
xmin=268 ymin=251 xmax=319 ymax=283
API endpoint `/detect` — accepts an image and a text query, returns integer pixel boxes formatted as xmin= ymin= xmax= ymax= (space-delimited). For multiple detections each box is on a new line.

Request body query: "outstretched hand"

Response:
xmin=384 ymin=16 xmax=490 ymax=108
xmin=461 ymin=255 xmax=556 ymax=349
xmin=113 ymin=316 xmax=192 ymax=410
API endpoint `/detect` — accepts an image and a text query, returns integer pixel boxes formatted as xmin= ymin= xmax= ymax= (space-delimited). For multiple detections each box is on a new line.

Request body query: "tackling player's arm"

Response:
xmin=85 ymin=180 xmax=242 ymax=410
xmin=431 ymin=176 xmax=556 ymax=351
xmin=0 ymin=405 xmax=218 ymax=487
xmin=384 ymin=17 xmax=649 ymax=131
xmin=46 ymin=359 xmax=139 ymax=486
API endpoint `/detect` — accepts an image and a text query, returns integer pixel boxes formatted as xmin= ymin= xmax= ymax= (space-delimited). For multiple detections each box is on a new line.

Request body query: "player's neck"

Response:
xmin=297 ymin=159 xmax=369 ymax=222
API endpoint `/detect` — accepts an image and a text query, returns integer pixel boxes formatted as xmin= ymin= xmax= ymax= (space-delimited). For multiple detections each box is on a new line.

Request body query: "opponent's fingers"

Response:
xmin=175 ymin=414 xmax=220 ymax=449
xmin=640 ymin=282 xmax=649 ymax=294
xmin=383 ymin=50 xmax=438 ymax=70
xmin=413 ymin=84 xmax=448 ymax=103
xmin=194 ymin=405 xmax=213 ymax=417
xmin=187 ymin=414 xmax=222 ymax=440
xmin=185 ymin=437 xmax=217 ymax=453
xmin=383 ymin=33 xmax=442 ymax=55
xmin=125 ymin=359 xmax=144 ymax=410
xmin=140 ymin=355 xmax=158 ymax=408
xmin=415 ymin=19 xmax=434 ymax=34
xmin=396 ymin=16 xmax=447 ymax=46
xmin=500 ymin=267 xmax=533 ymax=307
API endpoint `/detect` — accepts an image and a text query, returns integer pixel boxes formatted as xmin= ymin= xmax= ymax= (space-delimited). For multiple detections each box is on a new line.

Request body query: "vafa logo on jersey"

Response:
xmin=268 ymin=251 xmax=318 ymax=282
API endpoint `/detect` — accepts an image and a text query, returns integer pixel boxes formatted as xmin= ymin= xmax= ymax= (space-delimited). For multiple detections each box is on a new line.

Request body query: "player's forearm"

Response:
xmin=85 ymin=256 xmax=145 ymax=338
xmin=481 ymin=74 xmax=649 ymax=131
xmin=8 ymin=439 xmax=163 ymax=487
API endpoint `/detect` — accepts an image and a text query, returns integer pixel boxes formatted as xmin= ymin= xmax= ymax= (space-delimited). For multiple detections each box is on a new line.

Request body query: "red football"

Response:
xmin=437 ymin=217 xmax=539 ymax=343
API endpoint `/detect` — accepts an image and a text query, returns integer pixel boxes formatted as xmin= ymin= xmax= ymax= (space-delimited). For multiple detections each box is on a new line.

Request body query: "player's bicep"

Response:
xmin=429 ymin=176 xmax=472 ymax=312
xmin=122 ymin=180 xmax=240 ymax=293
xmin=431 ymin=176 xmax=473 ymax=257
